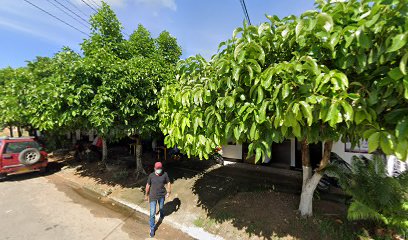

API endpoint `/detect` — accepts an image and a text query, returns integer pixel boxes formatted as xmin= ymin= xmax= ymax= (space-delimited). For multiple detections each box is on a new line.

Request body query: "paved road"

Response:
xmin=0 ymin=172 xmax=192 ymax=240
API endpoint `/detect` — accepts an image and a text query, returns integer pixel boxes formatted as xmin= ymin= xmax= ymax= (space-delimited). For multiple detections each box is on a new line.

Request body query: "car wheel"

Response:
xmin=19 ymin=148 xmax=41 ymax=165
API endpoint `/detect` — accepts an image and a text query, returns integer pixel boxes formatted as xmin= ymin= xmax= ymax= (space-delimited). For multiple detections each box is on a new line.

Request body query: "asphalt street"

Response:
xmin=0 ymin=172 xmax=192 ymax=240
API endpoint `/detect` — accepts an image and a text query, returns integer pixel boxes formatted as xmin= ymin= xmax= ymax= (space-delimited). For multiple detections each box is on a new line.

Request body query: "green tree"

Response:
xmin=160 ymin=0 xmax=408 ymax=217
xmin=79 ymin=2 xmax=181 ymax=174
xmin=0 ymin=67 xmax=30 ymax=135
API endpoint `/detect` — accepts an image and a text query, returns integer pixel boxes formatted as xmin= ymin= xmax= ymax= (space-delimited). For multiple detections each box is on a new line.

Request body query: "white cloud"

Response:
xmin=134 ymin=0 xmax=177 ymax=11
xmin=0 ymin=18 xmax=67 ymax=45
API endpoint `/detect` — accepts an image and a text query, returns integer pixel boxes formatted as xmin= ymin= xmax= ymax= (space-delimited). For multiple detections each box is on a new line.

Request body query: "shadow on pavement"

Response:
xmin=2 ymin=161 xmax=65 ymax=182
xmin=163 ymin=197 xmax=181 ymax=217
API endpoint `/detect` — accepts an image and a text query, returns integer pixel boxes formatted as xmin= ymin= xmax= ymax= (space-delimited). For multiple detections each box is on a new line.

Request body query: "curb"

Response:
xmin=111 ymin=197 xmax=223 ymax=240
xmin=55 ymin=172 xmax=223 ymax=240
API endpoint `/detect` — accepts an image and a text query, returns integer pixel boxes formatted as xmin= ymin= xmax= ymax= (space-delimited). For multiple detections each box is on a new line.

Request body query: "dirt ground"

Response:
xmin=48 ymin=153 xmax=366 ymax=240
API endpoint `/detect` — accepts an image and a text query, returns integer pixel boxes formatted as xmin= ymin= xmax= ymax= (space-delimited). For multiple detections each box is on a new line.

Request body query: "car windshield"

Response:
xmin=4 ymin=141 xmax=42 ymax=154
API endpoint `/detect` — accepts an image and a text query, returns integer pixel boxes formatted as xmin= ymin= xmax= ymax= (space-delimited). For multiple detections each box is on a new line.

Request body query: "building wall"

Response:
xmin=222 ymin=144 xmax=243 ymax=159
xmin=222 ymin=139 xmax=376 ymax=166
xmin=331 ymin=140 xmax=373 ymax=164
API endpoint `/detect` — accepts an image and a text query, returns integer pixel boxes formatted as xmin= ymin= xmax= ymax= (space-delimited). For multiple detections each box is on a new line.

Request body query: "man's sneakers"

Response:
xmin=150 ymin=229 xmax=155 ymax=238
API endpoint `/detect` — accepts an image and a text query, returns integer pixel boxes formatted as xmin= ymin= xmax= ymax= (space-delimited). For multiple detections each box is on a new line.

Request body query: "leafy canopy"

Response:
xmin=159 ymin=0 xmax=408 ymax=162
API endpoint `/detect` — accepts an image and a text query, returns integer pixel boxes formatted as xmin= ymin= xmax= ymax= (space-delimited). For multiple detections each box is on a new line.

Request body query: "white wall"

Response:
xmin=222 ymin=144 xmax=243 ymax=159
xmin=331 ymin=140 xmax=373 ymax=164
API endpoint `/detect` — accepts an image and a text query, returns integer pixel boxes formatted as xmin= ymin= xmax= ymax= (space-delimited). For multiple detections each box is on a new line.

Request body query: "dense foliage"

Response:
xmin=159 ymin=0 xmax=408 ymax=216
xmin=0 ymin=3 xmax=181 ymax=143
xmin=331 ymin=155 xmax=408 ymax=235
xmin=160 ymin=0 xmax=408 ymax=161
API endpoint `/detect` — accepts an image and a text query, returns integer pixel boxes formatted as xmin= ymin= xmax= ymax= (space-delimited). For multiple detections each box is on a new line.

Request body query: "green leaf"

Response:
xmin=368 ymin=132 xmax=380 ymax=153
xmin=299 ymin=101 xmax=313 ymax=126
xmin=255 ymin=147 xmax=262 ymax=163
xmin=356 ymin=29 xmax=370 ymax=49
xmin=326 ymin=102 xmax=339 ymax=127
xmin=340 ymin=101 xmax=353 ymax=121
xmin=225 ymin=96 xmax=234 ymax=108
xmin=246 ymin=65 xmax=254 ymax=80
xmin=316 ymin=13 xmax=333 ymax=32
xmin=380 ymin=132 xmax=394 ymax=155
xmin=259 ymin=100 xmax=269 ymax=123
xmin=199 ymin=135 xmax=206 ymax=146
xmin=400 ymin=52 xmax=408 ymax=75
xmin=238 ymin=103 xmax=250 ymax=115
xmin=234 ymin=42 xmax=245 ymax=60
xmin=234 ymin=126 xmax=241 ymax=141
xmin=396 ymin=118 xmax=408 ymax=140
xmin=247 ymin=59 xmax=262 ymax=73
xmin=250 ymin=122 xmax=256 ymax=140
xmin=395 ymin=141 xmax=408 ymax=161
xmin=233 ymin=27 xmax=243 ymax=38
xmin=388 ymin=68 xmax=403 ymax=80
xmin=293 ymin=122 xmax=301 ymax=137
xmin=233 ymin=67 xmax=241 ymax=81
xmin=282 ymin=84 xmax=290 ymax=99
xmin=355 ymin=110 xmax=366 ymax=125
xmin=257 ymin=86 xmax=264 ymax=104
xmin=215 ymin=112 xmax=222 ymax=123
xmin=295 ymin=20 xmax=306 ymax=38
xmin=387 ymin=33 xmax=407 ymax=53
xmin=363 ymin=129 xmax=377 ymax=139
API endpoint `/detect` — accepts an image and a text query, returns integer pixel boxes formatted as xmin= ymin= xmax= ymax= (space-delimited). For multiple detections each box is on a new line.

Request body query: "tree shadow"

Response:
xmin=57 ymin=148 xmax=213 ymax=190
xmin=191 ymin=164 xmax=350 ymax=240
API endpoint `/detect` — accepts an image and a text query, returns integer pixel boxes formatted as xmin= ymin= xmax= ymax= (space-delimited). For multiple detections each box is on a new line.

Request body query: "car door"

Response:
xmin=2 ymin=142 xmax=22 ymax=168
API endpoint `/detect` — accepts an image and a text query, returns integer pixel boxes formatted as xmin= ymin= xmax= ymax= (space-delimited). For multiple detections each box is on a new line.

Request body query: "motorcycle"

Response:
xmin=211 ymin=146 xmax=224 ymax=166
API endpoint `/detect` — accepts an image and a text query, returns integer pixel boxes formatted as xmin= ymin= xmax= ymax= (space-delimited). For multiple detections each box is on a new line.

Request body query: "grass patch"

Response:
xmin=318 ymin=218 xmax=357 ymax=240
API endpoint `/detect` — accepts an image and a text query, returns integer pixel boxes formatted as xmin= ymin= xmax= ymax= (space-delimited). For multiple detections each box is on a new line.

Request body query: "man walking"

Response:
xmin=145 ymin=162 xmax=171 ymax=237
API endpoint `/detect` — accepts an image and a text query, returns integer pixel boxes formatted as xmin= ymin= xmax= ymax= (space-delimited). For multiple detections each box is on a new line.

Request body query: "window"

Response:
xmin=4 ymin=141 xmax=42 ymax=154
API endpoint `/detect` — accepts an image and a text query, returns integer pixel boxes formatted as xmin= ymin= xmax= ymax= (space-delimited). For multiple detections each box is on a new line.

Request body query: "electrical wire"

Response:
xmin=81 ymin=0 xmax=98 ymax=13
xmin=53 ymin=0 xmax=90 ymax=26
xmin=62 ymin=0 xmax=89 ymax=18
xmin=89 ymin=0 xmax=101 ymax=9
xmin=23 ymin=0 xmax=90 ymax=36
xmin=239 ymin=0 xmax=251 ymax=25
xmin=46 ymin=0 xmax=89 ymax=29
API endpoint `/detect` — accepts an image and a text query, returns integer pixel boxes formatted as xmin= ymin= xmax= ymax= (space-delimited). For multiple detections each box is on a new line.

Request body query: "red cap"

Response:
xmin=154 ymin=162 xmax=163 ymax=169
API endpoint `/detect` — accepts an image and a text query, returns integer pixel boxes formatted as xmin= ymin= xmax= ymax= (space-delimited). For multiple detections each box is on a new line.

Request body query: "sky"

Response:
xmin=0 ymin=0 xmax=316 ymax=68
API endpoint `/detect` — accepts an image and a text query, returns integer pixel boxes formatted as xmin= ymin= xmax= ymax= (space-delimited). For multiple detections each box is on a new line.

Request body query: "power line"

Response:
xmin=81 ymin=0 xmax=98 ymax=13
xmin=62 ymin=0 xmax=89 ymax=18
xmin=23 ymin=0 xmax=90 ymax=36
xmin=89 ymin=0 xmax=101 ymax=9
xmin=239 ymin=0 xmax=251 ymax=25
xmin=46 ymin=0 xmax=89 ymax=29
xmin=53 ymin=0 xmax=90 ymax=26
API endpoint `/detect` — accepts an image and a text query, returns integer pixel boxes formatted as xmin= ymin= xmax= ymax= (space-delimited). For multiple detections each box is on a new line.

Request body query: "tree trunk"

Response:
xmin=102 ymin=138 xmax=107 ymax=163
xmin=9 ymin=126 xmax=13 ymax=137
xmin=17 ymin=126 xmax=22 ymax=137
xmin=135 ymin=136 xmax=146 ymax=179
xmin=72 ymin=131 xmax=77 ymax=146
xmin=298 ymin=140 xmax=333 ymax=217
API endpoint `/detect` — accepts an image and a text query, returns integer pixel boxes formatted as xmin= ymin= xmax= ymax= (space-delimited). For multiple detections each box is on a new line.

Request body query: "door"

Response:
xmin=2 ymin=142 xmax=21 ymax=167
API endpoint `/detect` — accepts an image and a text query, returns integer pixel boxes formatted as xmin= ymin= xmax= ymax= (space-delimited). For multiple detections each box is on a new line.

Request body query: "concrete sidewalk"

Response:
xmin=52 ymin=158 xmax=348 ymax=240
xmin=54 ymin=162 xmax=224 ymax=240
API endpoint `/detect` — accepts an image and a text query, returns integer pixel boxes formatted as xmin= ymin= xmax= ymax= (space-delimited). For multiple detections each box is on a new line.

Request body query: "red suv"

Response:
xmin=0 ymin=137 xmax=48 ymax=179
